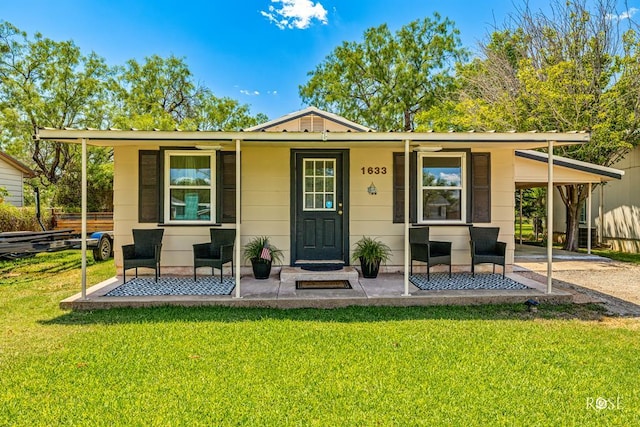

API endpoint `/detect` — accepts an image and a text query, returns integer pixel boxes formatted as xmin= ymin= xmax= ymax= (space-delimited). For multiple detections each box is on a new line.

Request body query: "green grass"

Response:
xmin=580 ymin=248 xmax=640 ymax=264
xmin=2 ymin=251 xmax=639 ymax=426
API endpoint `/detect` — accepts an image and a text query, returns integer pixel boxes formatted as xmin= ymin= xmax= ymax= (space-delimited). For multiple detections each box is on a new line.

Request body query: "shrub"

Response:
xmin=0 ymin=203 xmax=52 ymax=232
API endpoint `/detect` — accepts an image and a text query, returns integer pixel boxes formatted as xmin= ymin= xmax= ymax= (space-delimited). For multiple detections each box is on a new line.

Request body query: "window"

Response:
xmin=418 ymin=153 xmax=466 ymax=223
xmin=164 ymin=151 xmax=215 ymax=222
xmin=303 ymin=159 xmax=336 ymax=211
xmin=393 ymin=151 xmax=491 ymax=224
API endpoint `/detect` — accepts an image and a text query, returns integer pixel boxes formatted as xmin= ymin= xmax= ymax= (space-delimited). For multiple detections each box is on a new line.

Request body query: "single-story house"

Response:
xmin=0 ymin=151 xmax=35 ymax=207
xmin=37 ymin=107 xmax=599 ymax=296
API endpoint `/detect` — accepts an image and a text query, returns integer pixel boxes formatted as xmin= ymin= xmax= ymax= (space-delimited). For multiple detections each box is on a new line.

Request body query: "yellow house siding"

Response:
xmin=112 ymin=143 xmax=521 ymax=273
xmin=241 ymin=146 xmax=290 ymax=264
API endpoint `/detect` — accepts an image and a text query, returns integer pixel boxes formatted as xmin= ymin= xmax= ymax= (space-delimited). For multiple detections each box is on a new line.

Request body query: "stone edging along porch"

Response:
xmin=60 ymin=268 xmax=572 ymax=310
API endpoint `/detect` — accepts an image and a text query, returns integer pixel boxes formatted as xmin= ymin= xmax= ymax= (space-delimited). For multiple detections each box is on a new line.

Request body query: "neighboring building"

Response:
xmin=37 ymin=107 xmax=594 ymax=277
xmin=581 ymin=146 xmax=639 ymax=252
xmin=0 ymin=151 xmax=34 ymax=207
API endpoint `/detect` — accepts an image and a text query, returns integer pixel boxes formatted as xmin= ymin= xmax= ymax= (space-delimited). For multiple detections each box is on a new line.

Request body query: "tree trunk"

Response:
xmin=557 ymin=184 xmax=586 ymax=252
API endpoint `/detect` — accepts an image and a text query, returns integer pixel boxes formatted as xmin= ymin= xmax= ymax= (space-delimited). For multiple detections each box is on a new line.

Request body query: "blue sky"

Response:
xmin=2 ymin=0 xmax=638 ymax=120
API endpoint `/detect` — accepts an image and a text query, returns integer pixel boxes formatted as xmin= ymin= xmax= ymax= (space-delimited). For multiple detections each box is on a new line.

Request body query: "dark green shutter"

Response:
xmin=217 ymin=151 xmax=236 ymax=223
xmin=139 ymin=150 xmax=160 ymax=223
xmin=471 ymin=153 xmax=491 ymax=223
xmin=392 ymin=152 xmax=416 ymax=223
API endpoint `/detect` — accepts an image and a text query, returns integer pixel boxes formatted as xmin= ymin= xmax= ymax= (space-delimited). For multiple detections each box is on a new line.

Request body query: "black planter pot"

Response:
xmin=251 ymin=258 xmax=272 ymax=279
xmin=359 ymin=257 xmax=381 ymax=278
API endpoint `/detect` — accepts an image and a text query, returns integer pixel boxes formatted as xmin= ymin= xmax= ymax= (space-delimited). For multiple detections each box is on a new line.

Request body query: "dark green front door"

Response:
xmin=291 ymin=150 xmax=349 ymax=265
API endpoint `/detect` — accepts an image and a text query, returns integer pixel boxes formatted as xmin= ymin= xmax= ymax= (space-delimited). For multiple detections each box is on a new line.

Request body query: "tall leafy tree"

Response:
xmin=299 ymin=14 xmax=467 ymax=131
xmin=0 ymin=21 xmax=112 ymax=185
xmin=419 ymin=0 xmax=640 ymax=250
xmin=112 ymin=55 xmax=266 ymax=131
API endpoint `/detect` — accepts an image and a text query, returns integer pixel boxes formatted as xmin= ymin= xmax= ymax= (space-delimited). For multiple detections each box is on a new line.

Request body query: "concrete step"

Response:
xmin=280 ymin=266 xmax=359 ymax=283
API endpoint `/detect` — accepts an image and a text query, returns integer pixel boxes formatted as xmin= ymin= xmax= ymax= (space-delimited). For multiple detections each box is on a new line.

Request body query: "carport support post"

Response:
xmin=403 ymin=139 xmax=411 ymax=297
xmin=234 ymin=138 xmax=242 ymax=299
xmin=546 ymin=140 xmax=554 ymax=294
xmin=81 ymin=138 xmax=87 ymax=299
xmin=519 ymin=189 xmax=523 ymax=245
xmin=587 ymin=182 xmax=592 ymax=254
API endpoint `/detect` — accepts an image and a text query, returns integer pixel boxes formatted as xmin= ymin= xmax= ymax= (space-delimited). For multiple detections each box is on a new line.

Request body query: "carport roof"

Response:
xmin=515 ymin=149 xmax=624 ymax=188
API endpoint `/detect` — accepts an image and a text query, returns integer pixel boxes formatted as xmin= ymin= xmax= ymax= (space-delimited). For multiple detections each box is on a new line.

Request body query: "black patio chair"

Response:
xmin=193 ymin=228 xmax=236 ymax=282
xmin=469 ymin=226 xmax=506 ymax=278
xmin=122 ymin=228 xmax=164 ymax=283
xmin=409 ymin=227 xmax=452 ymax=280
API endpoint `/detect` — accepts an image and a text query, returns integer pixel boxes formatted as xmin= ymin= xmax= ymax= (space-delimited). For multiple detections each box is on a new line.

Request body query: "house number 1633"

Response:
xmin=361 ymin=167 xmax=387 ymax=175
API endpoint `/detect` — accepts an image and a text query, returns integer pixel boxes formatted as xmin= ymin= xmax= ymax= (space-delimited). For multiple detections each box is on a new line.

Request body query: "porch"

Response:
xmin=60 ymin=267 xmax=571 ymax=310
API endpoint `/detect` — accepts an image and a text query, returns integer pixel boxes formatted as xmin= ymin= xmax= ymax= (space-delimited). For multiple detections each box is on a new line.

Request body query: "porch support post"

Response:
xmin=546 ymin=140 xmax=554 ymax=294
xmin=234 ymin=138 xmax=242 ymax=299
xmin=403 ymin=138 xmax=411 ymax=296
xmin=587 ymin=182 xmax=592 ymax=254
xmin=81 ymin=138 xmax=88 ymax=299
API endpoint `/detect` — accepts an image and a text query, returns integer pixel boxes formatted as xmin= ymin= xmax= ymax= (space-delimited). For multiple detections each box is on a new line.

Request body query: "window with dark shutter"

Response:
xmin=471 ymin=153 xmax=491 ymax=223
xmin=139 ymin=150 xmax=160 ymax=223
xmin=217 ymin=151 xmax=236 ymax=223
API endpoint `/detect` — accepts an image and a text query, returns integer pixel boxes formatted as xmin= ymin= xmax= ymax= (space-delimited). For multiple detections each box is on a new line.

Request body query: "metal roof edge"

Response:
xmin=516 ymin=150 xmax=624 ymax=180
xmin=0 ymin=151 xmax=35 ymax=177
xmin=244 ymin=106 xmax=372 ymax=132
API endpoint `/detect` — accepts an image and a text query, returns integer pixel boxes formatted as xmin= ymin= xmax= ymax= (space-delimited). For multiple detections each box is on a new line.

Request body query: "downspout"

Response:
xmin=403 ymin=139 xmax=411 ymax=297
xmin=234 ymin=138 xmax=242 ymax=299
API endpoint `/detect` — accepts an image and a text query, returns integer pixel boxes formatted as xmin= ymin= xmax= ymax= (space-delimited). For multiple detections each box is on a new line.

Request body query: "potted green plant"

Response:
xmin=351 ymin=236 xmax=391 ymax=278
xmin=243 ymin=236 xmax=284 ymax=279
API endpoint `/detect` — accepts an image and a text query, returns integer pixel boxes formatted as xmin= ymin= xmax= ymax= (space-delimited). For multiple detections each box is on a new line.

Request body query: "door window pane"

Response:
xmin=303 ymin=158 xmax=336 ymax=211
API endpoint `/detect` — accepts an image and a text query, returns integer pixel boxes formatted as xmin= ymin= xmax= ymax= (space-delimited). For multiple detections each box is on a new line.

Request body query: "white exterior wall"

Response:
xmin=0 ymin=157 xmax=26 ymax=207
xmin=549 ymin=147 xmax=639 ymax=252
xmin=592 ymin=147 xmax=640 ymax=252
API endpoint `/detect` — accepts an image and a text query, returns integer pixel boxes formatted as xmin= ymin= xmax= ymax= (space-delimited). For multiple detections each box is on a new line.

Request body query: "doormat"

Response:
xmin=300 ymin=264 xmax=344 ymax=272
xmin=296 ymin=280 xmax=352 ymax=289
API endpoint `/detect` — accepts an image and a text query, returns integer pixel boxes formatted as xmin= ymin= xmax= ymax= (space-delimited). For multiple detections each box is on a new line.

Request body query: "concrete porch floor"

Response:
xmin=60 ymin=267 xmax=572 ymax=310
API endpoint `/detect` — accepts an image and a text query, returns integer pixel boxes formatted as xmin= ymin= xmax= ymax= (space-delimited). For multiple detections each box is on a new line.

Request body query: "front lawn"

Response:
xmin=1 ymin=251 xmax=638 ymax=426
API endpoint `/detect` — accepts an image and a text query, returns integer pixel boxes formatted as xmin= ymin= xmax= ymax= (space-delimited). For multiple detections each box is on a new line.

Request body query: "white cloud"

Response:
xmin=261 ymin=0 xmax=328 ymax=30
xmin=607 ymin=7 xmax=638 ymax=21
xmin=240 ymin=89 xmax=262 ymax=96
xmin=439 ymin=172 xmax=461 ymax=186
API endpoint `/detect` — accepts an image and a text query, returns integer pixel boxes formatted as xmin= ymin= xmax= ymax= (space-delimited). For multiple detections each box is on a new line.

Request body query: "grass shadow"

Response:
xmin=41 ymin=302 xmax=609 ymax=326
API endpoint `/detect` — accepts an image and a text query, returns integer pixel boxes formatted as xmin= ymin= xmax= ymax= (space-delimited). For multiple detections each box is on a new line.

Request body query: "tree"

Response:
xmin=419 ymin=0 xmax=640 ymax=250
xmin=112 ymin=55 xmax=266 ymax=131
xmin=0 ymin=23 xmax=267 ymax=213
xmin=299 ymin=14 xmax=467 ymax=131
xmin=0 ymin=21 xmax=112 ymax=185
